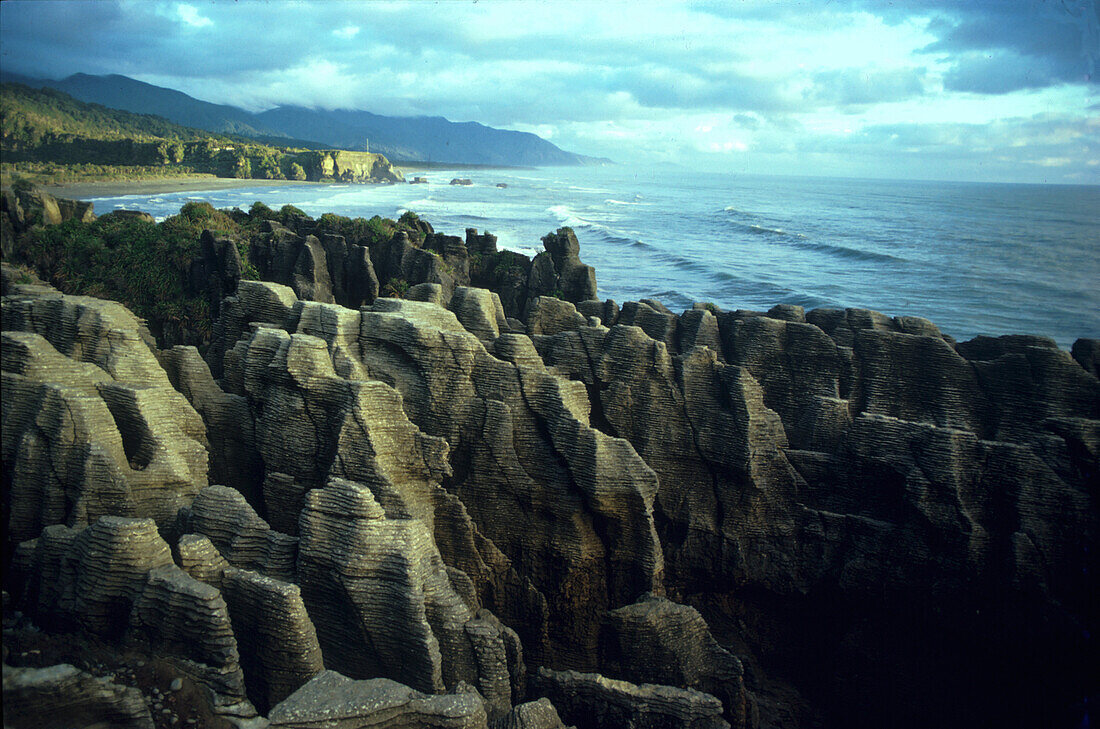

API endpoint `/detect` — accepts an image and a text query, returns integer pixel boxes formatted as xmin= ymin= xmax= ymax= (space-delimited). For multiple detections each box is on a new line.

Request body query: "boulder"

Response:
xmin=532 ymin=667 xmax=729 ymax=729
xmin=267 ymin=670 xmax=488 ymax=728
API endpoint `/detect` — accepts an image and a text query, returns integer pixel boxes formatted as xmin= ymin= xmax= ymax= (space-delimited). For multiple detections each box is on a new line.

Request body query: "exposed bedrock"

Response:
xmin=267 ymin=670 xmax=489 ymax=729
xmin=2 ymin=287 xmax=208 ymax=543
xmin=534 ymin=301 xmax=1098 ymax=728
xmin=600 ymin=594 xmax=754 ymax=729
xmin=10 ymin=516 xmax=257 ymax=716
xmin=207 ymin=282 xmax=663 ymax=672
xmin=5 ymin=216 xmax=1098 ymax=729
xmin=532 ymin=667 xmax=729 ymax=729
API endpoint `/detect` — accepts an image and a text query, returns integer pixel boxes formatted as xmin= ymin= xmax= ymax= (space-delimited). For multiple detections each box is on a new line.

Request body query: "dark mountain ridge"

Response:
xmin=5 ymin=72 xmax=610 ymax=167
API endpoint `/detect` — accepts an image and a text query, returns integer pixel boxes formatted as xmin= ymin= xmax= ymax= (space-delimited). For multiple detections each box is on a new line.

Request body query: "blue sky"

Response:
xmin=1 ymin=0 xmax=1097 ymax=183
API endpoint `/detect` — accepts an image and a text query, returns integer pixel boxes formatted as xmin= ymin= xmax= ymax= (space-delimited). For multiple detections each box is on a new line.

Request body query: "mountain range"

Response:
xmin=2 ymin=72 xmax=609 ymax=167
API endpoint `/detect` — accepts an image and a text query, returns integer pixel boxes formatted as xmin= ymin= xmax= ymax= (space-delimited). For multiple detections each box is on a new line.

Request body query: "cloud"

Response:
xmin=807 ymin=67 xmax=928 ymax=107
xmin=0 ymin=0 xmax=1094 ymax=183
xmin=919 ymin=0 xmax=1099 ymax=90
xmin=333 ymin=25 xmax=360 ymax=39
xmin=176 ymin=3 xmax=212 ymax=29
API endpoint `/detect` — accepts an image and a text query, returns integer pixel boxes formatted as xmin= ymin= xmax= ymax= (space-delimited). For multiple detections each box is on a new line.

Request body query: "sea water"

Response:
xmin=87 ymin=166 xmax=1100 ymax=349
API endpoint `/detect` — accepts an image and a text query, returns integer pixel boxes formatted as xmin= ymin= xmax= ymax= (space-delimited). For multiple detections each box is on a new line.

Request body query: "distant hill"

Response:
xmin=0 ymin=82 xmax=403 ymax=184
xmin=255 ymin=106 xmax=607 ymax=166
xmin=37 ymin=73 xmax=284 ymax=139
xmin=8 ymin=72 xmax=610 ymax=167
xmin=0 ymin=82 xmax=222 ymax=143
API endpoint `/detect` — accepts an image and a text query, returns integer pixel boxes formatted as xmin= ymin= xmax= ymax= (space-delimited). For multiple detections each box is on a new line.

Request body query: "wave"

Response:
xmin=747 ymin=223 xmax=805 ymax=238
xmin=605 ymin=198 xmax=650 ymax=206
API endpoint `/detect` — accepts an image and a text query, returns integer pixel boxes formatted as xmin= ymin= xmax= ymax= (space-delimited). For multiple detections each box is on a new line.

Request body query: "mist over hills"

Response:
xmin=4 ymin=72 xmax=609 ymax=167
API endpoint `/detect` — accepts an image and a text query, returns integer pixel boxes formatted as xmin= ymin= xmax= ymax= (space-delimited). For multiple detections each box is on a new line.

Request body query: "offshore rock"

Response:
xmin=267 ymin=670 xmax=488 ymax=728
xmin=532 ymin=667 xmax=728 ymax=729
xmin=2 ymin=663 xmax=154 ymax=729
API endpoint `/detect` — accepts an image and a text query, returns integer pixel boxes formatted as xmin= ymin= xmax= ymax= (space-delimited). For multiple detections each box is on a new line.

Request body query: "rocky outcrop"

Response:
xmin=600 ymin=595 xmax=753 ymax=729
xmin=211 ymin=284 xmax=663 ymax=673
xmin=495 ymin=698 xmax=573 ymax=729
xmin=267 ymin=670 xmax=488 ymax=728
xmin=2 ymin=285 xmax=208 ymax=542
xmin=12 ymin=516 xmax=256 ymax=716
xmin=538 ymin=228 xmax=597 ymax=303
xmin=4 ymin=211 xmax=1097 ymax=729
xmin=2 ymin=663 xmax=154 ymax=729
xmin=161 ymin=345 xmax=263 ymax=509
xmin=294 ymin=150 xmax=404 ymax=183
xmin=220 ymin=568 xmax=325 ymax=714
xmin=533 ymin=299 xmax=1098 ymax=728
xmin=354 ymin=297 xmax=663 ymax=668
xmin=2 ymin=186 xmax=96 ymax=260
xmin=532 ymin=667 xmax=729 ymax=729
xmin=127 ymin=563 xmax=249 ymax=708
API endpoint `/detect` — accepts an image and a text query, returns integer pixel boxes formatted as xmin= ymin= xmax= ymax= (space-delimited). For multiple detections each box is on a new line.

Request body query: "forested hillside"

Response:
xmin=0 ymin=83 xmax=402 ymax=185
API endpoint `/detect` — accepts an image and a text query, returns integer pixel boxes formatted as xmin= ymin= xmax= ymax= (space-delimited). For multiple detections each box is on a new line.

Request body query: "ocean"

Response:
xmin=86 ymin=166 xmax=1100 ymax=350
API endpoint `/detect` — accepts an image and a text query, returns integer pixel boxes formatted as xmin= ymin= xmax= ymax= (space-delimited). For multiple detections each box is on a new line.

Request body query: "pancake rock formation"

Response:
xmin=2 ymin=202 xmax=1098 ymax=729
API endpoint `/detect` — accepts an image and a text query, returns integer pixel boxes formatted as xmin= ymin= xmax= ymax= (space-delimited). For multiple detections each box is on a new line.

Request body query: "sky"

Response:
xmin=1 ymin=0 xmax=1097 ymax=184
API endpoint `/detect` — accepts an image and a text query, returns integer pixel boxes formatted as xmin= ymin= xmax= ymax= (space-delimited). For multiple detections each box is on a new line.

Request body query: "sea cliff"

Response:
xmin=2 ymin=191 xmax=1097 ymax=729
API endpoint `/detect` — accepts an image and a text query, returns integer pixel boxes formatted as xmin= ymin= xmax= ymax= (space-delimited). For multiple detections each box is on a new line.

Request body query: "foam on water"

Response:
xmin=88 ymin=168 xmax=1100 ymax=348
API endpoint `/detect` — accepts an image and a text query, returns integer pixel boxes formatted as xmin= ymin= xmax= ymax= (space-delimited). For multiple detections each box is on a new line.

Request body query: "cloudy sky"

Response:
xmin=1 ymin=0 xmax=1097 ymax=183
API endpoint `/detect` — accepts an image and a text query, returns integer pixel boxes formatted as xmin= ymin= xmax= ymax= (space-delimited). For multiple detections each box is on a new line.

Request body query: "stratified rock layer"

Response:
xmin=267 ymin=670 xmax=488 ymax=729
xmin=2 ymin=285 xmax=207 ymax=543
xmin=532 ymin=667 xmax=729 ymax=729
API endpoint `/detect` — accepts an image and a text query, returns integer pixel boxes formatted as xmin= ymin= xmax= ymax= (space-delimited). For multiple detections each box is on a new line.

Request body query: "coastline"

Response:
xmin=39 ymin=175 xmax=330 ymax=201
xmin=35 ymin=163 xmax=521 ymax=200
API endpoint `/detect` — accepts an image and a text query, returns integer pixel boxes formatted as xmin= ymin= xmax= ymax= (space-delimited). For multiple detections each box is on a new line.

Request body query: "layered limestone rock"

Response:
xmin=2 ymin=286 xmax=208 ymax=542
xmin=2 ymin=663 xmax=154 ymax=729
xmin=267 ymin=670 xmax=487 ymax=729
xmin=128 ymin=563 xmax=249 ymax=708
xmin=532 ymin=667 xmax=729 ymax=729
xmin=183 ymin=485 xmax=297 ymax=577
xmin=11 ymin=516 xmax=255 ymax=715
xmin=23 ymin=517 xmax=174 ymax=638
xmin=496 ymin=698 xmax=573 ymax=729
xmin=220 ymin=568 xmax=325 ymax=714
xmin=534 ymin=300 xmax=1098 ymax=728
xmin=160 ymin=345 xmax=263 ymax=509
xmin=355 ymin=297 xmax=663 ymax=668
xmin=214 ymin=283 xmax=662 ymax=672
xmin=600 ymin=595 xmax=754 ymax=729
xmin=296 ymin=477 xmax=520 ymax=716
xmin=534 ymin=324 xmax=803 ymax=594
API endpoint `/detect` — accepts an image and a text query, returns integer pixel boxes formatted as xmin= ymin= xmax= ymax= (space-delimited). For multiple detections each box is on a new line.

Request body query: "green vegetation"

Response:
xmin=382 ymin=277 xmax=410 ymax=298
xmin=20 ymin=200 xmax=259 ymax=345
xmin=1 ymin=82 xmax=399 ymax=187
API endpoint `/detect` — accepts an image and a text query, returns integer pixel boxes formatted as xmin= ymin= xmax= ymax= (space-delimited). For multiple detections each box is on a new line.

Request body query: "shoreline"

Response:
xmin=40 ymin=175 xmax=331 ymax=201
xmin=39 ymin=163 xmax=526 ymax=200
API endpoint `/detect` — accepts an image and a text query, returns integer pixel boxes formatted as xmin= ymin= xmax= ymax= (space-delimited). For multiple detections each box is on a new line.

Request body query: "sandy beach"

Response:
xmin=40 ymin=175 xmax=332 ymax=201
xmin=37 ymin=165 xmax=454 ymax=201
